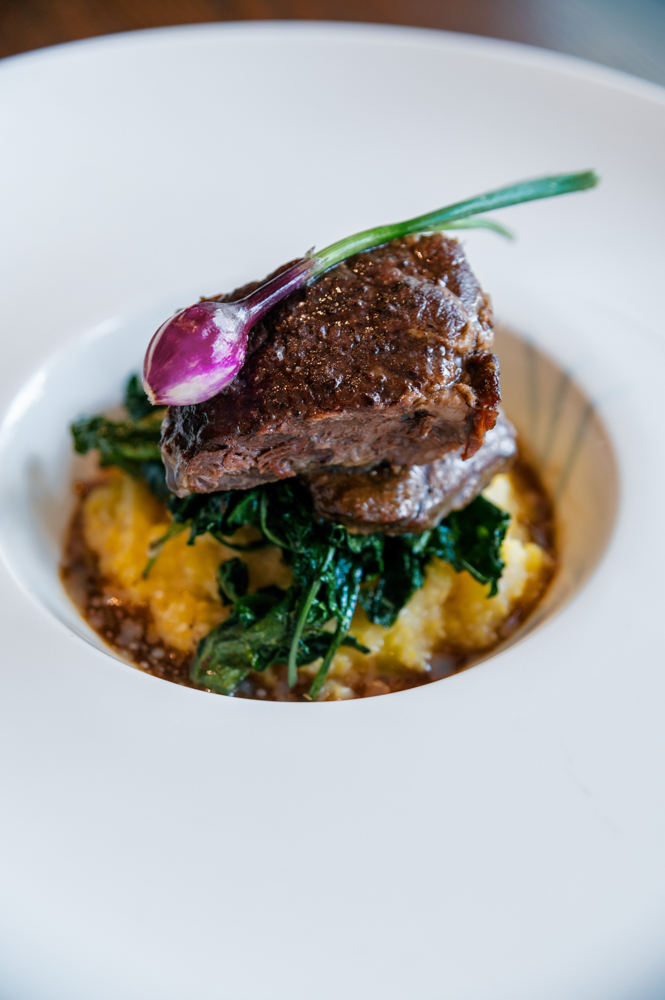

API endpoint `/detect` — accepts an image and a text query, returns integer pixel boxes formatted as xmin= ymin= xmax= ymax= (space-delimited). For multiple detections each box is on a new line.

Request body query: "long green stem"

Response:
xmin=142 ymin=520 xmax=188 ymax=578
xmin=307 ymin=567 xmax=363 ymax=701
xmin=287 ymin=545 xmax=335 ymax=688
xmin=444 ymin=217 xmax=514 ymax=238
xmin=209 ymin=532 xmax=270 ymax=552
xmin=259 ymin=489 xmax=291 ymax=549
xmin=311 ymin=170 xmax=598 ymax=276
xmin=147 ymin=170 xmax=599 ymax=406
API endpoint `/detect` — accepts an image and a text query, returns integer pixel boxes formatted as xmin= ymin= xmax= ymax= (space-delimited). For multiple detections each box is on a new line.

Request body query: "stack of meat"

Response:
xmin=160 ymin=233 xmax=517 ymax=533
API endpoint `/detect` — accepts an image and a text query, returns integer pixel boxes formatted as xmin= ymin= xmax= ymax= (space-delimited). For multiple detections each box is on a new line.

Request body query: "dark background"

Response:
xmin=1 ymin=0 xmax=664 ymax=86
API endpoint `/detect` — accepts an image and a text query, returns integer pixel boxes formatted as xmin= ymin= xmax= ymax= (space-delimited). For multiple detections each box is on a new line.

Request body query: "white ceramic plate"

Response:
xmin=0 ymin=23 xmax=664 ymax=1000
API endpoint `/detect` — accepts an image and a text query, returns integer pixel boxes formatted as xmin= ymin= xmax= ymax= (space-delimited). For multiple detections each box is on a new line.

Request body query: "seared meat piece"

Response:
xmin=161 ymin=233 xmax=500 ymax=496
xmin=303 ymin=411 xmax=517 ymax=535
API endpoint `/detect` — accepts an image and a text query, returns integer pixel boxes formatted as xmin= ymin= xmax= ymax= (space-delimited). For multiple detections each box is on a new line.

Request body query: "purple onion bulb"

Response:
xmin=143 ymin=300 xmax=251 ymax=406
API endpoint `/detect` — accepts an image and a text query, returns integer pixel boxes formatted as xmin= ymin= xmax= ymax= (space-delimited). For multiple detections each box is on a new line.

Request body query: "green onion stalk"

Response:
xmin=143 ymin=171 xmax=598 ymax=407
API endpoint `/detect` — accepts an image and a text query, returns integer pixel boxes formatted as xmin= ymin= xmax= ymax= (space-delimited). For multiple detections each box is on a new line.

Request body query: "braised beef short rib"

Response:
xmin=161 ymin=234 xmax=501 ymax=496
xmin=304 ymin=411 xmax=517 ymax=535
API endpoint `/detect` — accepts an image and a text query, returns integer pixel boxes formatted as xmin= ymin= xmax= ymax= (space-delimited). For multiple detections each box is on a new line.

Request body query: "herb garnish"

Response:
xmin=143 ymin=171 xmax=599 ymax=407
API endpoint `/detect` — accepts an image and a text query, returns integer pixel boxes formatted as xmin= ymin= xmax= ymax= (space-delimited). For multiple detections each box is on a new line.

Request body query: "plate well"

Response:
xmin=0 ymin=307 xmax=618 ymax=680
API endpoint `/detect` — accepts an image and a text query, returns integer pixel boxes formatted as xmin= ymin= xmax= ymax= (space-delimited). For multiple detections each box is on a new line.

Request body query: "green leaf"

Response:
xmin=361 ymin=496 xmax=509 ymax=628
xmin=313 ymin=171 xmax=599 ymax=275
xmin=431 ymin=496 xmax=510 ymax=597
xmin=142 ymin=520 xmax=188 ymax=578
xmin=341 ymin=634 xmax=371 ymax=655
xmin=124 ymin=373 xmax=156 ymax=421
xmin=71 ymin=374 xmax=166 ymax=497
xmin=443 ymin=216 xmax=514 ymax=239
xmin=188 ymin=483 xmax=511 ymax=697
xmin=217 ymin=558 xmax=250 ymax=606
xmin=360 ymin=535 xmax=428 ymax=628
xmin=192 ymin=588 xmax=291 ymax=692
xmin=287 ymin=544 xmax=334 ymax=687
xmin=71 ymin=413 xmax=163 ymax=472
xmin=166 ymin=490 xmax=268 ymax=550
xmin=140 ymin=460 xmax=170 ymax=501
xmin=308 ymin=561 xmax=364 ymax=700
xmin=191 ymin=586 xmax=348 ymax=693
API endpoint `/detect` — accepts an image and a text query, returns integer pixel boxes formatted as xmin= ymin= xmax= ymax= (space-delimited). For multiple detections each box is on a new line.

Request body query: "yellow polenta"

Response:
xmin=83 ymin=471 xmax=290 ymax=652
xmin=83 ymin=469 xmax=551 ymax=692
xmin=322 ymin=473 xmax=551 ymax=697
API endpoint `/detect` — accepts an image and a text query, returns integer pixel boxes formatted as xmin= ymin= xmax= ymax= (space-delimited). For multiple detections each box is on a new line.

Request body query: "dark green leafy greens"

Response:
xmin=358 ymin=497 xmax=510 ymax=628
xmin=124 ymin=373 xmax=157 ymax=421
xmin=170 ymin=480 xmax=510 ymax=699
xmin=192 ymin=583 xmax=369 ymax=696
xmin=71 ymin=376 xmax=169 ymax=499
xmin=71 ymin=375 xmax=510 ymax=699
xmin=217 ymin=557 xmax=250 ymax=606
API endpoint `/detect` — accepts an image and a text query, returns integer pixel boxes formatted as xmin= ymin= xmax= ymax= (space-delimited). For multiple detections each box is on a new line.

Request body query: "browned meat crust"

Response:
xmin=304 ymin=411 xmax=517 ymax=535
xmin=161 ymin=233 xmax=500 ymax=496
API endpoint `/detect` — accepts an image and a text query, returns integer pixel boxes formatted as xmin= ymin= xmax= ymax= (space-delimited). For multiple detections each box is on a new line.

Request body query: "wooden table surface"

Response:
xmin=1 ymin=0 xmax=664 ymax=86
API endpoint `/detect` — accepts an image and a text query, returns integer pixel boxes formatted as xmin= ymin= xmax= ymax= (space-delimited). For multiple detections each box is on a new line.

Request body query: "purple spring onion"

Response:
xmin=143 ymin=170 xmax=598 ymax=406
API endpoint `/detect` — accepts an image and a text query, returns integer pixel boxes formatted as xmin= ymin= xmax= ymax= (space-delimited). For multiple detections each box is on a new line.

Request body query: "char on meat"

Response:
xmin=304 ymin=411 xmax=517 ymax=535
xmin=161 ymin=233 xmax=501 ymax=496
